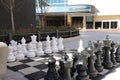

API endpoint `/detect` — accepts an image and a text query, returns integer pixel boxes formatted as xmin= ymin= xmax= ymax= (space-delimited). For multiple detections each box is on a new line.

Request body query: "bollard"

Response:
xmin=0 ymin=42 xmax=8 ymax=76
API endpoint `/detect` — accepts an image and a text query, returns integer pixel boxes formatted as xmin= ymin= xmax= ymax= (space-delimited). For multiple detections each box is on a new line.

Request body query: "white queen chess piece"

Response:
xmin=27 ymin=43 xmax=36 ymax=57
xmin=36 ymin=41 xmax=44 ymax=56
xmin=7 ymin=45 xmax=16 ymax=62
xmin=44 ymin=35 xmax=52 ymax=54
xmin=58 ymin=37 xmax=64 ymax=51
xmin=77 ymin=39 xmax=84 ymax=53
xmin=51 ymin=37 xmax=58 ymax=52
xmin=16 ymin=43 xmax=25 ymax=60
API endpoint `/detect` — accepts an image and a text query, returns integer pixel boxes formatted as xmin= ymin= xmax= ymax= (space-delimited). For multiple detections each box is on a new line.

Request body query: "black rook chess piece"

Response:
xmin=44 ymin=55 xmax=60 ymax=80
xmin=102 ymin=35 xmax=113 ymax=69
xmin=76 ymin=64 xmax=90 ymax=80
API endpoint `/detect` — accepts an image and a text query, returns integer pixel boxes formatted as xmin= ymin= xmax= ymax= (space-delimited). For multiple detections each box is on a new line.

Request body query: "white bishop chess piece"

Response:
xmin=36 ymin=41 xmax=44 ymax=56
xmin=7 ymin=45 xmax=16 ymax=62
xmin=77 ymin=39 xmax=84 ymax=53
xmin=44 ymin=35 xmax=52 ymax=54
xmin=27 ymin=43 xmax=36 ymax=57
xmin=58 ymin=37 xmax=64 ymax=51
xmin=21 ymin=37 xmax=28 ymax=56
xmin=51 ymin=37 xmax=58 ymax=53
xmin=16 ymin=43 xmax=25 ymax=60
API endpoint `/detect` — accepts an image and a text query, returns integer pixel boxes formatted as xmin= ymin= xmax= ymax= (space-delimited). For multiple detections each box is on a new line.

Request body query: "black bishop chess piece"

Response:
xmin=44 ymin=55 xmax=60 ymax=80
xmin=86 ymin=41 xmax=98 ymax=78
xmin=102 ymin=35 xmax=113 ymax=69
xmin=110 ymin=41 xmax=117 ymax=65
xmin=115 ymin=43 xmax=120 ymax=63
xmin=58 ymin=52 xmax=73 ymax=80
xmin=76 ymin=64 xmax=90 ymax=80
xmin=94 ymin=40 xmax=104 ymax=72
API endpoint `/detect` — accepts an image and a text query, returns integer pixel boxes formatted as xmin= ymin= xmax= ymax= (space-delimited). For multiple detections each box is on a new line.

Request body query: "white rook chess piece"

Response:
xmin=36 ymin=41 xmax=44 ymax=56
xmin=77 ymin=39 xmax=84 ymax=53
xmin=21 ymin=37 xmax=28 ymax=56
xmin=58 ymin=37 xmax=64 ymax=51
xmin=44 ymin=35 xmax=52 ymax=54
xmin=16 ymin=43 xmax=25 ymax=60
xmin=51 ymin=37 xmax=58 ymax=52
xmin=7 ymin=45 xmax=16 ymax=62
xmin=27 ymin=43 xmax=36 ymax=57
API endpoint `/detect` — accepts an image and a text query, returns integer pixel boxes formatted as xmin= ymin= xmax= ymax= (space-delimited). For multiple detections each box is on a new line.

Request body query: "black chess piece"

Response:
xmin=115 ymin=45 xmax=120 ymax=62
xmin=44 ymin=55 xmax=60 ymax=80
xmin=102 ymin=35 xmax=113 ymax=69
xmin=110 ymin=41 xmax=117 ymax=65
xmin=58 ymin=52 xmax=72 ymax=80
xmin=76 ymin=64 xmax=90 ymax=80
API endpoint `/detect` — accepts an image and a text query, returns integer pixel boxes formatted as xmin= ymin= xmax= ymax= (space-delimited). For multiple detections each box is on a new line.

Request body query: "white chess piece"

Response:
xmin=44 ymin=35 xmax=52 ymax=53
xmin=7 ymin=45 xmax=16 ymax=62
xmin=58 ymin=37 xmax=64 ymax=51
xmin=77 ymin=39 xmax=84 ymax=53
xmin=51 ymin=37 xmax=58 ymax=52
xmin=31 ymin=35 xmax=37 ymax=52
xmin=10 ymin=40 xmax=17 ymax=56
xmin=27 ymin=43 xmax=36 ymax=57
xmin=36 ymin=41 xmax=44 ymax=56
xmin=16 ymin=43 xmax=25 ymax=60
xmin=21 ymin=37 xmax=28 ymax=56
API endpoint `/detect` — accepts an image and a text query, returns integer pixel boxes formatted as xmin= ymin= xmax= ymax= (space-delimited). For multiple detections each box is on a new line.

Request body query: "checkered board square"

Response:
xmin=7 ymin=55 xmax=120 ymax=80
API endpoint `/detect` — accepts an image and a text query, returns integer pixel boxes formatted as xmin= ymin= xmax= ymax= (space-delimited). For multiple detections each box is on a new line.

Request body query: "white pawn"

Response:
xmin=51 ymin=37 xmax=58 ymax=52
xmin=7 ymin=45 xmax=16 ymax=62
xmin=21 ymin=37 xmax=28 ymax=56
xmin=58 ymin=37 xmax=64 ymax=51
xmin=36 ymin=41 xmax=44 ymax=56
xmin=77 ymin=39 xmax=84 ymax=53
xmin=16 ymin=43 xmax=25 ymax=60
xmin=44 ymin=35 xmax=52 ymax=53
xmin=27 ymin=43 xmax=36 ymax=57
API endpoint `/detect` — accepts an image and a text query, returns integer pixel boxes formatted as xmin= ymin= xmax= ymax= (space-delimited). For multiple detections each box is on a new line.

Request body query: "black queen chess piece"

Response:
xmin=44 ymin=55 xmax=60 ymax=80
xmin=102 ymin=35 xmax=113 ymax=69
xmin=58 ymin=52 xmax=73 ymax=80
xmin=94 ymin=40 xmax=104 ymax=72
xmin=86 ymin=41 xmax=98 ymax=78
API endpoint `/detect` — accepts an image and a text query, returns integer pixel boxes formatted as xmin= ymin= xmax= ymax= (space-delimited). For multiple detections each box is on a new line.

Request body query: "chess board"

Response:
xmin=7 ymin=53 xmax=120 ymax=80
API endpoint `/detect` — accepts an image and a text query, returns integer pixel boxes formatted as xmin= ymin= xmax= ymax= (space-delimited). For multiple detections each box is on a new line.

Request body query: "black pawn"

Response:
xmin=76 ymin=64 xmax=90 ymax=80
xmin=94 ymin=51 xmax=103 ymax=72
xmin=87 ymin=56 xmax=98 ymax=78
xmin=102 ymin=46 xmax=113 ymax=69
xmin=110 ymin=42 xmax=117 ymax=65
xmin=44 ymin=55 xmax=60 ymax=80
xmin=115 ymin=47 xmax=120 ymax=62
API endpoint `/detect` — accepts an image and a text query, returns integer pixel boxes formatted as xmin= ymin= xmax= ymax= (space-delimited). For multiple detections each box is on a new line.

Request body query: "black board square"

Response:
xmin=24 ymin=71 xmax=46 ymax=80
xmin=20 ymin=58 xmax=34 ymax=63
xmin=7 ymin=64 xmax=30 ymax=71
xmin=34 ymin=64 xmax=48 ymax=70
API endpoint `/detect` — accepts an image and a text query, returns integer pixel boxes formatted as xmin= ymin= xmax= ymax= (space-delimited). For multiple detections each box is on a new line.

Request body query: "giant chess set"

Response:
xmin=7 ymin=35 xmax=120 ymax=80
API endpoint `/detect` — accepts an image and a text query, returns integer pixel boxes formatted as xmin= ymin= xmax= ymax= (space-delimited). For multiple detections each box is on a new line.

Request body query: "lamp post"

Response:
xmin=64 ymin=0 xmax=67 ymax=27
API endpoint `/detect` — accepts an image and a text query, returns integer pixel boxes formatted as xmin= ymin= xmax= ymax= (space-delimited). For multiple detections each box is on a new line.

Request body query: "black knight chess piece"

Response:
xmin=44 ymin=55 xmax=60 ymax=80
xmin=110 ymin=41 xmax=117 ymax=65
xmin=115 ymin=44 xmax=120 ymax=63
xmin=58 ymin=52 xmax=73 ymax=80
xmin=94 ymin=40 xmax=103 ymax=72
xmin=76 ymin=64 xmax=90 ymax=80
xmin=102 ymin=35 xmax=113 ymax=69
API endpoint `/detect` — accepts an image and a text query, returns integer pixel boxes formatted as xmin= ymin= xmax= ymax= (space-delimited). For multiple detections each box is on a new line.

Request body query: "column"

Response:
xmin=101 ymin=21 xmax=103 ymax=29
xmin=109 ymin=21 xmax=111 ymax=29
xmin=83 ymin=16 xmax=86 ymax=29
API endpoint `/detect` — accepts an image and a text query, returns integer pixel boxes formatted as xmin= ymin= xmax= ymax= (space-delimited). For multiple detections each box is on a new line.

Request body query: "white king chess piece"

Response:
xmin=7 ymin=45 xmax=16 ymax=62
xmin=77 ymin=39 xmax=84 ymax=53
xmin=58 ymin=37 xmax=64 ymax=51
xmin=51 ymin=37 xmax=58 ymax=52
xmin=27 ymin=43 xmax=36 ymax=57
xmin=44 ymin=35 xmax=52 ymax=54
xmin=16 ymin=43 xmax=25 ymax=60
xmin=36 ymin=41 xmax=44 ymax=56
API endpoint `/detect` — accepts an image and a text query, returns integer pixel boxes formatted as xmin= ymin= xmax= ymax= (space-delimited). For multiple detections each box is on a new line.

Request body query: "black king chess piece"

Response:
xmin=94 ymin=40 xmax=104 ymax=72
xmin=102 ymin=35 xmax=113 ymax=69
xmin=44 ymin=55 xmax=60 ymax=80
xmin=110 ymin=41 xmax=117 ymax=65
xmin=86 ymin=41 xmax=98 ymax=78
xmin=115 ymin=43 xmax=120 ymax=62
xmin=58 ymin=52 xmax=73 ymax=80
